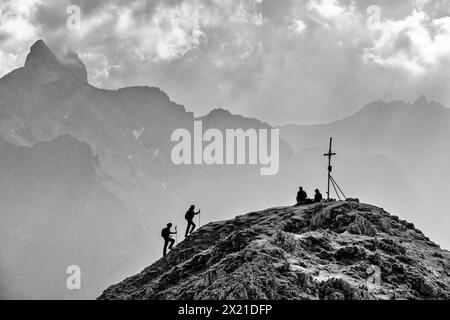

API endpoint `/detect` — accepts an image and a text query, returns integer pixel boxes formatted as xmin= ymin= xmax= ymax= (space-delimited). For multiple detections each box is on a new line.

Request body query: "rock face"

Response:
xmin=25 ymin=40 xmax=61 ymax=68
xmin=99 ymin=201 xmax=450 ymax=300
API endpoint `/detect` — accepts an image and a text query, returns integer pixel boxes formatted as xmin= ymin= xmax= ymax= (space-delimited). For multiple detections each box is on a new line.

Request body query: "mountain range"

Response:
xmin=0 ymin=40 xmax=448 ymax=299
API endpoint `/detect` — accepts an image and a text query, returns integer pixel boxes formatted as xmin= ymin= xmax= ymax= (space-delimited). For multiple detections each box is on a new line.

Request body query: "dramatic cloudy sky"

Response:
xmin=0 ymin=0 xmax=449 ymax=124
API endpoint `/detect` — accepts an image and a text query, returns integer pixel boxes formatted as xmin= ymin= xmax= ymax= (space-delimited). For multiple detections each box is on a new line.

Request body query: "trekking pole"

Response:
xmin=199 ymin=210 xmax=201 ymax=228
xmin=175 ymin=225 xmax=178 ymax=245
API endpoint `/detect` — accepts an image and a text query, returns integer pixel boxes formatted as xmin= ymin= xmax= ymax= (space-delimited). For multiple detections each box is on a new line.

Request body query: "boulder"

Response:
xmin=348 ymin=215 xmax=377 ymax=237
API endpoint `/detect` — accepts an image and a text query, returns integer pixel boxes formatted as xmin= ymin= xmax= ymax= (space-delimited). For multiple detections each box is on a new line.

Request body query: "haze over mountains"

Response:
xmin=0 ymin=40 xmax=447 ymax=299
xmin=0 ymin=135 xmax=149 ymax=299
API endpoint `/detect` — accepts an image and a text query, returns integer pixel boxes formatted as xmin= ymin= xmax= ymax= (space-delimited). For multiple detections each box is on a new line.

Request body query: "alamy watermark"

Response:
xmin=170 ymin=121 xmax=280 ymax=175
xmin=66 ymin=5 xmax=81 ymax=30
xmin=66 ymin=265 xmax=81 ymax=290
xmin=366 ymin=5 xmax=382 ymax=30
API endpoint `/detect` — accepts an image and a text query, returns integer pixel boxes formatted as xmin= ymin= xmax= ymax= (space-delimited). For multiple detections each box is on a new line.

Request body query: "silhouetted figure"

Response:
xmin=161 ymin=223 xmax=176 ymax=257
xmin=185 ymin=205 xmax=200 ymax=237
xmin=314 ymin=189 xmax=323 ymax=203
xmin=296 ymin=187 xmax=308 ymax=205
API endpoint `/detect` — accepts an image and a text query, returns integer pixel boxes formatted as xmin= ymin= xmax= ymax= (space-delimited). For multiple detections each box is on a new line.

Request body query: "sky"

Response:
xmin=0 ymin=0 xmax=449 ymax=124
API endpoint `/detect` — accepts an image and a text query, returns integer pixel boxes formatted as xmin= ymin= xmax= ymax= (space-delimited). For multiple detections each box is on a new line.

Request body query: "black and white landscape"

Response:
xmin=0 ymin=0 xmax=449 ymax=300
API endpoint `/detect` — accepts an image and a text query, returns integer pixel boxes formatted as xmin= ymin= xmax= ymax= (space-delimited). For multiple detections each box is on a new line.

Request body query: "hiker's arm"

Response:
xmin=195 ymin=210 xmax=201 ymax=215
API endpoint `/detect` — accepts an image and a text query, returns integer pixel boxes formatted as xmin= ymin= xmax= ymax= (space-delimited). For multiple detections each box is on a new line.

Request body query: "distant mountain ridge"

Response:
xmin=0 ymin=40 xmax=447 ymax=298
xmin=0 ymin=135 xmax=149 ymax=299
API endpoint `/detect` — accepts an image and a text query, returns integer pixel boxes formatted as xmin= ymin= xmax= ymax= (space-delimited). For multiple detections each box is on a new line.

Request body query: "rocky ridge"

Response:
xmin=99 ymin=200 xmax=450 ymax=300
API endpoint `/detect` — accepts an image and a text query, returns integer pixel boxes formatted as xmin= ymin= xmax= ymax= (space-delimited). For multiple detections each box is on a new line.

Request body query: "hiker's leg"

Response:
xmin=163 ymin=240 xmax=168 ymax=257
xmin=190 ymin=221 xmax=196 ymax=233
xmin=185 ymin=223 xmax=190 ymax=237
xmin=169 ymin=238 xmax=175 ymax=249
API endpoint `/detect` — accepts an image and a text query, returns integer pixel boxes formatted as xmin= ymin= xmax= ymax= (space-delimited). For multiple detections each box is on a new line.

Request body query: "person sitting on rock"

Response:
xmin=185 ymin=205 xmax=200 ymax=237
xmin=314 ymin=189 xmax=323 ymax=203
xmin=296 ymin=186 xmax=308 ymax=205
xmin=161 ymin=223 xmax=176 ymax=257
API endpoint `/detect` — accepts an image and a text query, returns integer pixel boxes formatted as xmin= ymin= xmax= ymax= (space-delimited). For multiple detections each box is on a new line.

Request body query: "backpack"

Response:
xmin=161 ymin=227 xmax=169 ymax=238
xmin=185 ymin=210 xmax=194 ymax=221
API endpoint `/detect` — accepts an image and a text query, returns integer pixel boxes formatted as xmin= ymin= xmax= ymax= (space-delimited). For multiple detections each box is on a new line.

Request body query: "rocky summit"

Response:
xmin=99 ymin=200 xmax=450 ymax=300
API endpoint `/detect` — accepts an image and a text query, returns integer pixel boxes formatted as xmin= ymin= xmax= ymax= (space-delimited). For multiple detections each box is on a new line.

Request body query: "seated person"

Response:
xmin=314 ymin=189 xmax=323 ymax=203
xmin=296 ymin=187 xmax=308 ymax=205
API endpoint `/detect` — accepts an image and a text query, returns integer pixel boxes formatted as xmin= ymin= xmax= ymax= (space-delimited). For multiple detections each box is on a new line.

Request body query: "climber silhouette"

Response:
xmin=185 ymin=205 xmax=200 ymax=237
xmin=296 ymin=186 xmax=307 ymax=205
xmin=314 ymin=189 xmax=323 ymax=203
xmin=161 ymin=223 xmax=176 ymax=257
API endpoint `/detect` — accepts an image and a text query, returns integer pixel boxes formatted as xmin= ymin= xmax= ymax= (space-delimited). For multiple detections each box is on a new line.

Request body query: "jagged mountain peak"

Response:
xmin=412 ymin=95 xmax=446 ymax=110
xmin=343 ymin=96 xmax=448 ymax=123
xmin=99 ymin=200 xmax=450 ymax=300
xmin=197 ymin=108 xmax=237 ymax=123
xmin=197 ymin=107 xmax=273 ymax=130
xmin=23 ymin=40 xmax=88 ymax=83
xmin=117 ymin=86 xmax=171 ymax=100
xmin=59 ymin=50 xmax=88 ymax=82
xmin=25 ymin=40 xmax=60 ymax=68
xmin=414 ymin=95 xmax=428 ymax=105
xmin=206 ymin=108 xmax=233 ymax=117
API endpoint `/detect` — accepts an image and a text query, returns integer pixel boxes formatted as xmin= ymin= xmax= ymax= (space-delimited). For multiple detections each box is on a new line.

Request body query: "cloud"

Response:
xmin=0 ymin=0 xmax=449 ymax=124
xmin=308 ymin=0 xmax=345 ymax=19
xmin=304 ymin=0 xmax=361 ymax=33
xmin=134 ymin=1 xmax=210 ymax=61
xmin=363 ymin=9 xmax=450 ymax=74
xmin=289 ymin=18 xmax=307 ymax=34
xmin=0 ymin=0 xmax=42 ymax=75
xmin=0 ymin=0 xmax=41 ymax=43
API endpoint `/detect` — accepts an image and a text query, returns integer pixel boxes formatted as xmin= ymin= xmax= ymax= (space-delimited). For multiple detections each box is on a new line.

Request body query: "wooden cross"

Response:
xmin=323 ymin=137 xmax=336 ymax=200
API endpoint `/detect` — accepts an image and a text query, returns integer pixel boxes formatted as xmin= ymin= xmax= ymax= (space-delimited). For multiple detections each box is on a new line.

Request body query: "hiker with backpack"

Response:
xmin=185 ymin=205 xmax=200 ymax=237
xmin=161 ymin=223 xmax=177 ymax=257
